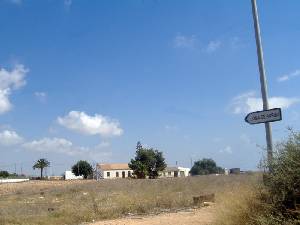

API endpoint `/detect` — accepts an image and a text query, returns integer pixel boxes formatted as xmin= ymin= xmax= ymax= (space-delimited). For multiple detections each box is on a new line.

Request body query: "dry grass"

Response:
xmin=0 ymin=174 xmax=259 ymax=225
xmin=214 ymin=183 xmax=265 ymax=225
xmin=213 ymin=176 xmax=297 ymax=225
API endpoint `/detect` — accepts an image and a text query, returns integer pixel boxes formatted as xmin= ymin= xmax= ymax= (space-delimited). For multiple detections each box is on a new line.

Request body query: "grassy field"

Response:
xmin=0 ymin=174 xmax=260 ymax=225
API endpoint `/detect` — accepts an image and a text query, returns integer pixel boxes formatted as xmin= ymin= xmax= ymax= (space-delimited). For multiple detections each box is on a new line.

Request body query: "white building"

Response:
xmin=65 ymin=171 xmax=83 ymax=180
xmin=160 ymin=166 xmax=190 ymax=178
xmin=96 ymin=163 xmax=133 ymax=179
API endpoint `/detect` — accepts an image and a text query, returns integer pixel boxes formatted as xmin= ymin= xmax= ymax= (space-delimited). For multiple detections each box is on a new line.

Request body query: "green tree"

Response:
xmin=129 ymin=142 xmax=167 ymax=179
xmin=72 ymin=160 xmax=93 ymax=179
xmin=190 ymin=158 xmax=224 ymax=175
xmin=0 ymin=170 xmax=9 ymax=178
xmin=33 ymin=158 xmax=50 ymax=179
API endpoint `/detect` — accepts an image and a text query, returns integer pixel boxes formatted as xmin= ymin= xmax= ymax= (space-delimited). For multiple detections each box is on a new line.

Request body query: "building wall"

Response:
xmin=160 ymin=171 xmax=176 ymax=178
xmin=65 ymin=171 xmax=83 ymax=180
xmin=160 ymin=167 xmax=191 ymax=178
xmin=101 ymin=169 xmax=133 ymax=179
xmin=177 ymin=167 xmax=190 ymax=177
xmin=47 ymin=176 xmax=63 ymax=180
xmin=0 ymin=179 xmax=29 ymax=183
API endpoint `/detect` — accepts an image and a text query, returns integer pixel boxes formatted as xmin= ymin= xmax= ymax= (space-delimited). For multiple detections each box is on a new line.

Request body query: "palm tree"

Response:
xmin=33 ymin=158 xmax=50 ymax=179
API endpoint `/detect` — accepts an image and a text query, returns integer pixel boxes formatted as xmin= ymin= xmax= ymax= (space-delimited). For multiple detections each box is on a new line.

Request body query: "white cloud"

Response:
xmin=57 ymin=111 xmax=123 ymax=137
xmin=34 ymin=92 xmax=47 ymax=103
xmin=0 ymin=90 xmax=12 ymax=114
xmin=206 ymin=40 xmax=221 ymax=53
xmin=0 ymin=130 xmax=23 ymax=146
xmin=22 ymin=137 xmax=76 ymax=155
xmin=22 ymin=137 xmax=90 ymax=156
xmin=219 ymin=146 xmax=232 ymax=154
xmin=229 ymin=91 xmax=300 ymax=114
xmin=0 ymin=64 xmax=28 ymax=114
xmin=22 ymin=137 xmax=111 ymax=158
xmin=173 ymin=34 xmax=197 ymax=49
xmin=277 ymin=69 xmax=300 ymax=82
xmin=172 ymin=35 xmax=222 ymax=53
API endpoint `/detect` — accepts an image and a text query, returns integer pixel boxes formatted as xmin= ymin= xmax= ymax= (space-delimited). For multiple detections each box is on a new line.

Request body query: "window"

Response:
xmin=116 ymin=172 xmax=119 ymax=177
xmin=128 ymin=171 xmax=131 ymax=177
xmin=107 ymin=172 xmax=110 ymax=177
xmin=168 ymin=172 xmax=171 ymax=176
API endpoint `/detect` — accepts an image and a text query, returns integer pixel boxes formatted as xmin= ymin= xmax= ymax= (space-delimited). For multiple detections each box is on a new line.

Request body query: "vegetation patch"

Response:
xmin=215 ymin=131 xmax=300 ymax=225
xmin=0 ymin=174 xmax=256 ymax=225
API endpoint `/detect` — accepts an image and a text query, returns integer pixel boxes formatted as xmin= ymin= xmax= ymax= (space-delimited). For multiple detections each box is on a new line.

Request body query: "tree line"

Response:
xmin=3 ymin=142 xmax=224 ymax=180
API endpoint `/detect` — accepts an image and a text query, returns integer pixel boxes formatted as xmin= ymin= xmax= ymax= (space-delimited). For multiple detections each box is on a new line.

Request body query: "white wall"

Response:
xmin=102 ymin=169 xmax=133 ymax=179
xmin=65 ymin=171 xmax=83 ymax=180
xmin=160 ymin=167 xmax=191 ymax=178
xmin=161 ymin=171 xmax=175 ymax=178
xmin=0 ymin=179 xmax=29 ymax=183
xmin=178 ymin=167 xmax=190 ymax=177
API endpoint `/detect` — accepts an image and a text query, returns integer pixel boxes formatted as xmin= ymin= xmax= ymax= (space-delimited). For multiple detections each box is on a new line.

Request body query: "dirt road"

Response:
xmin=90 ymin=206 xmax=216 ymax=225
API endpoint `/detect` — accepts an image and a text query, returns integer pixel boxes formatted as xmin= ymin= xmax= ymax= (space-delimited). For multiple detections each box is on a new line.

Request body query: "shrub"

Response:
xmin=215 ymin=130 xmax=300 ymax=225
xmin=264 ymin=131 xmax=300 ymax=211
xmin=0 ymin=170 xmax=9 ymax=178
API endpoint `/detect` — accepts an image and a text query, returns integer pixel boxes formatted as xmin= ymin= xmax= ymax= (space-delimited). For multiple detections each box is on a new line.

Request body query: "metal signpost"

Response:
xmin=245 ymin=108 xmax=282 ymax=125
xmin=250 ymin=0 xmax=281 ymax=168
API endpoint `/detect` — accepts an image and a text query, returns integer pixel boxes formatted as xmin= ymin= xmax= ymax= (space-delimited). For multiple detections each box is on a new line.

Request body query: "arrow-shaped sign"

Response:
xmin=245 ymin=108 xmax=282 ymax=125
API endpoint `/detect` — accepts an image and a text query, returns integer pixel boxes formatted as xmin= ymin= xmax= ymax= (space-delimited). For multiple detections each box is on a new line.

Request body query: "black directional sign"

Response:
xmin=245 ymin=108 xmax=282 ymax=125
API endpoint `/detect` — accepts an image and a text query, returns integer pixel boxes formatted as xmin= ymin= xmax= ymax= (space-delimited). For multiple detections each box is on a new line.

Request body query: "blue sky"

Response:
xmin=0 ymin=0 xmax=300 ymax=176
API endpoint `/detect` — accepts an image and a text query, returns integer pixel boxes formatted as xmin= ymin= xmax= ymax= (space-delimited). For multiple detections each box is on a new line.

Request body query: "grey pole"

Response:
xmin=251 ymin=0 xmax=273 ymax=166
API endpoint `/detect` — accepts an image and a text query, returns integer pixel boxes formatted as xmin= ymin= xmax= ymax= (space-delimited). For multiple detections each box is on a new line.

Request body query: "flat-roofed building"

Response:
xmin=160 ymin=166 xmax=190 ymax=178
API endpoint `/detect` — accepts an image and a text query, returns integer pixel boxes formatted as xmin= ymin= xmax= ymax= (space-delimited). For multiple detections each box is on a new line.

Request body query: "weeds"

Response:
xmin=0 ymin=175 xmax=256 ymax=225
xmin=215 ymin=131 xmax=300 ymax=225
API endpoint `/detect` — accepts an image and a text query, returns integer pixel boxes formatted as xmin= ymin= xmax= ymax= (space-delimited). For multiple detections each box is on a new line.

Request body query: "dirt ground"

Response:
xmin=89 ymin=206 xmax=216 ymax=225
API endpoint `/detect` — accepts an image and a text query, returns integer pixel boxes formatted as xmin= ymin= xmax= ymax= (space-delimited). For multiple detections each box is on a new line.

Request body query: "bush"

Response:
xmin=215 ymin=131 xmax=300 ymax=225
xmin=264 ymin=131 xmax=300 ymax=211
xmin=0 ymin=170 xmax=9 ymax=178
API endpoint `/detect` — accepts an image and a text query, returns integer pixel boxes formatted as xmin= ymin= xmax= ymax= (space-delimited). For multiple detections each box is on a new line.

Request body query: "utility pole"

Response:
xmin=251 ymin=0 xmax=273 ymax=167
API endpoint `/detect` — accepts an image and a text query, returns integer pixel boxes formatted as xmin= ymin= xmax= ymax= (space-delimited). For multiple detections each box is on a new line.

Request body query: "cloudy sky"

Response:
xmin=0 ymin=0 xmax=300 ymax=175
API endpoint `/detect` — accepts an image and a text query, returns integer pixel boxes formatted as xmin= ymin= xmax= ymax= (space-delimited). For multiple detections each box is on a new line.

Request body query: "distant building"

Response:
xmin=160 ymin=166 xmax=190 ymax=178
xmin=47 ymin=175 xmax=63 ymax=180
xmin=96 ymin=163 xmax=133 ymax=179
xmin=229 ymin=168 xmax=240 ymax=174
xmin=65 ymin=171 xmax=83 ymax=180
xmin=224 ymin=168 xmax=230 ymax=175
